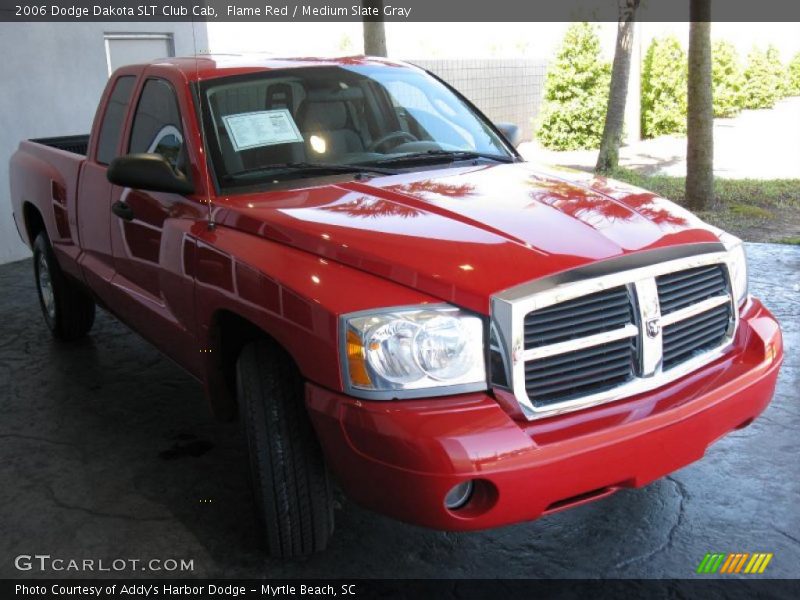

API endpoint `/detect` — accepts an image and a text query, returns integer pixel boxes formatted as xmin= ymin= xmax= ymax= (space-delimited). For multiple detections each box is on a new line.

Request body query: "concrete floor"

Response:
xmin=0 ymin=243 xmax=797 ymax=579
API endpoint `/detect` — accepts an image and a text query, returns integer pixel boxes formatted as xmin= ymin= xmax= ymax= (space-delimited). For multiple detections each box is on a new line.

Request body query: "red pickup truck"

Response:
xmin=10 ymin=56 xmax=783 ymax=558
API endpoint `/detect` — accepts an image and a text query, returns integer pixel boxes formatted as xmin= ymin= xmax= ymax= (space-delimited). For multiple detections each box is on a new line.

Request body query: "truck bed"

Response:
xmin=29 ymin=134 xmax=90 ymax=156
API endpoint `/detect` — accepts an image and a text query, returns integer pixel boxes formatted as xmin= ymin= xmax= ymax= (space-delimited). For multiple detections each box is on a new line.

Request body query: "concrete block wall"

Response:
xmin=410 ymin=58 xmax=548 ymax=142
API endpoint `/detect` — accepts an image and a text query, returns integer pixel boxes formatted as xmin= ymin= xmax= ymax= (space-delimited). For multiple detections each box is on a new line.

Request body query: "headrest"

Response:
xmin=266 ymin=83 xmax=293 ymax=110
xmin=305 ymin=86 xmax=364 ymax=103
xmin=301 ymin=101 xmax=349 ymax=130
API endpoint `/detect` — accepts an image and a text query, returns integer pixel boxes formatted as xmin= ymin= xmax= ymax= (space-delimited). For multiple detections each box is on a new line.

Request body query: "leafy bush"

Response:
xmin=790 ymin=52 xmax=800 ymax=96
xmin=641 ymin=36 xmax=687 ymax=138
xmin=711 ymin=40 xmax=744 ymax=117
xmin=535 ymin=22 xmax=611 ymax=150
xmin=766 ymin=45 xmax=788 ymax=98
xmin=742 ymin=47 xmax=780 ymax=109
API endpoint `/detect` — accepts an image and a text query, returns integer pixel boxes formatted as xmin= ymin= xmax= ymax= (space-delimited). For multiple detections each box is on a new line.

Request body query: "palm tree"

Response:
xmin=596 ymin=0 xmax=641 ymax=173
xmin=362 ymin=1 xmax=388 ymax=56
xmin=686 ymin=0 xmax=714 ymax=210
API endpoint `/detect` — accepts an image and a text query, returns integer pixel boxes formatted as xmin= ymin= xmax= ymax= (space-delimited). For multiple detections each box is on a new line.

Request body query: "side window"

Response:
xmin=96 ymin=76 xmax=136 ymax=165
xmin=129 ymin=79 xmax=185 ymax=172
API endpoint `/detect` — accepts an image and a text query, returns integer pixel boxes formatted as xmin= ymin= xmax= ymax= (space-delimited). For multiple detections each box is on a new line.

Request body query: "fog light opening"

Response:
xmin=444 ymin=480 xmax=474 ymax=510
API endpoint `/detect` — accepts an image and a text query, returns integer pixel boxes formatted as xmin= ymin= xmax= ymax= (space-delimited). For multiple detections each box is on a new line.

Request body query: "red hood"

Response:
xmin=214 ymin=162 xmax=721 ymax=314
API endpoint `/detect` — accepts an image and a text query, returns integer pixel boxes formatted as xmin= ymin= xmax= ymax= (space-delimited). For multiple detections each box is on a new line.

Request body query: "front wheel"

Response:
xmin=33 ymin=233 xmax=95 ymax=341
xmin=236 ymin=340 xmax=334 ymax=558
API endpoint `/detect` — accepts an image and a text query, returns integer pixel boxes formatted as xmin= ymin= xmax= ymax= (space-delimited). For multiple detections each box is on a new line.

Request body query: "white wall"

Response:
xmin=0 ymin=22 xmax=207 ymax=265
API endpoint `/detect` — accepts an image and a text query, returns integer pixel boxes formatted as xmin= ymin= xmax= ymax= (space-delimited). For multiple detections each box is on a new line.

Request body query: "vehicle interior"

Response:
xmin=201 ymin=65 xmax=511 ymax=185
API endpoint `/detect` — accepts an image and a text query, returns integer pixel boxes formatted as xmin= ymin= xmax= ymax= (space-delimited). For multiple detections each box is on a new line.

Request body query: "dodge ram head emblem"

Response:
xmin=646 ymin=318 xmax=661 ymax=338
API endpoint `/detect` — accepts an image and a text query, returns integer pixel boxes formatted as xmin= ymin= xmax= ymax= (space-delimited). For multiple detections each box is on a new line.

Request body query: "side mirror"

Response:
xmin=107 ymin=153 xmax=193 ymax=195
xmin=495 ymin=122 xmax=521 ymax=147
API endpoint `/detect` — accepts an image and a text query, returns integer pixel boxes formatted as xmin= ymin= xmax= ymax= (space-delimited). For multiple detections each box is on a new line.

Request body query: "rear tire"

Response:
xmin=33 ymin=233 xmax=95 ymax=341
xmin=236 ymin=340 xmax=334 ymax=558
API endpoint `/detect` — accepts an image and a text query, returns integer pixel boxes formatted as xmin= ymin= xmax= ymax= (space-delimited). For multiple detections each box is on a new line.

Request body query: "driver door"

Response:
xmin=108 ymin=77 xmax=202 ymax=374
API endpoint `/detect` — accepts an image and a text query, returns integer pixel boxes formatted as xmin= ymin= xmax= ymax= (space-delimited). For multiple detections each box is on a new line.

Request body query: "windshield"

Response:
xmin=198 ymin=64 xmax=514 ymax=189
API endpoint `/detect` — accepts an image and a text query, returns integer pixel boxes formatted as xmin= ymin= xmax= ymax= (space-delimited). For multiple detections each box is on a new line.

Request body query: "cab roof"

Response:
xmin=136 ymin=54 xmax=416 ymax=81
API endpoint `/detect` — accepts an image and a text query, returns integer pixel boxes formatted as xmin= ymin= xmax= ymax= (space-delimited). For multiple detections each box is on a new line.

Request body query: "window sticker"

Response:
xmin=221 ymin=109 xmax=304 ymax=151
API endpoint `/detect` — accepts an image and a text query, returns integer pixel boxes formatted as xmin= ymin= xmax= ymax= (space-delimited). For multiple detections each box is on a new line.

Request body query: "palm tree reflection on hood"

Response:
xmin=319 ymin=195 xmax=422 ymax=219
xmin=620 ymin=193 xmax=690 ymax=227
xmin=527 ymin=178 xmax=689 ymax=228
xmin=388 ymin=180 xmax=477 ymax=200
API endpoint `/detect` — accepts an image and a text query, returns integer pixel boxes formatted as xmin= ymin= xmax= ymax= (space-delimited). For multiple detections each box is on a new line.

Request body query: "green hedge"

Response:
xmin=711 ymin=40 xmax=744 ymax=118
xmin=766 ymin=45 xmax=788 ymax=97
xmin=790 ymin=52 xmax=800 ymax=95
xmin=535 ymin=22 xmax=611 ymax=151
xmin=641 ymin=36 xmax=687 ymax=138
xmin=742 ymin=47 xmax=781 ymax=109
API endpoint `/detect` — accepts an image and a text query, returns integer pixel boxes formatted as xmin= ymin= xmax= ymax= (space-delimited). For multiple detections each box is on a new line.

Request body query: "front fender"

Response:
xmin=191 ymin=224 xmax=439 ymax=412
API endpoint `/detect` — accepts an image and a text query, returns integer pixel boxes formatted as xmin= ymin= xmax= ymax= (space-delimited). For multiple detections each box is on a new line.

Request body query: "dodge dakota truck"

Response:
xmin=10 ymin=55 xmax=783 ymax=558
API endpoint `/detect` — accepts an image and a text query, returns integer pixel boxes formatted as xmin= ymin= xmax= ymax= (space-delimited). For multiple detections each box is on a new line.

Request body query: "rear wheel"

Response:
xmin=236 ymin=340 xmax=334 ymax=557
xmin=33 ymin=233 xmax=95 ymax=341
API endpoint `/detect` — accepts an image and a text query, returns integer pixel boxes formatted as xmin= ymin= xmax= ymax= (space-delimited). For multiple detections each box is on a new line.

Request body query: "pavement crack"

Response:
xmin=43 ymin=485 xmax=173 ymax=522
xmin=772 ymin=526 xmax=800 ymax=547
xmin=0 ymin=433 xmax=86 ymax=459
xmin=612 ymin=476 xmax=688 ymax=572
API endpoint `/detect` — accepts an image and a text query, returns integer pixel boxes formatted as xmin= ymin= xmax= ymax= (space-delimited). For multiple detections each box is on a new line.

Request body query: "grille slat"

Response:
xmin=527 ymin=363 xmax=633 ymax=400
xmin=662 ymin=304 xmax=731 ymax=369
xmin=525 ymin=357 xmax=631 ymax=393
xmin=525 ymin=340 xmax=632 ymax=374
xmin=658 ymin=264 xmax=732 ymax=370
xmin=664 ymin=320 xmax=729 ymax=357
xmin=523 ymin=284 xmax=636 ymax=405
xmin=663 ymin=334 xmax=728 ymax=368
xmin=524 ymin=313 xmax=633 ymax=346
xmin=524 ymin=286 xmax=634 ymax=349
xmin=657 ymin=264 xmax=728 ymax=314
xmin=659 ymin=271 xmax=725 ymax=295
xmin=663 ymin=305 xmax=730 ymax=340
xmin=528 ymin=292 xmax=630 ymax=318
xmin=657 ymin=264 xmax=720 ymax=285
xmin=524 ymin=304 xmax=631 ymax=334
xmin=659 ymin=279 xmax=726 ymax=311
xmin=526 ymin=351 xmax=633 ymax=384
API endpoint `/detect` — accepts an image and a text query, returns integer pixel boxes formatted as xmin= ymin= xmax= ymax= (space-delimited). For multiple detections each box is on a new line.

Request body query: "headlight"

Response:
xmin=342 ymin=305 xmax=486 ymax=399
xmin=721 ymin=233 xmax=748 ymax=306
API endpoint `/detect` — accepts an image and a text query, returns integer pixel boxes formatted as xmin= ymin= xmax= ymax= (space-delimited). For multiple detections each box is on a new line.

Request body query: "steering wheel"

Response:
xmin=368 ymin=131 xmax=419 ymax=153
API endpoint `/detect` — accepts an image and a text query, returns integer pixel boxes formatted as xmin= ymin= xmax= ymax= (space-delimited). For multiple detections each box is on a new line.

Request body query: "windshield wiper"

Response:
xmin=363 ymin=150 xmax=516 ymax=166
xmin=222 ymin=161 xmax=399 ymax=181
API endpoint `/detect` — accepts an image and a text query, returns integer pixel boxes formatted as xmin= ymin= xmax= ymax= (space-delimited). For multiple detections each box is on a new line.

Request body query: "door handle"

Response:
xmin=111 ymin=201 xmax=135 ymax=221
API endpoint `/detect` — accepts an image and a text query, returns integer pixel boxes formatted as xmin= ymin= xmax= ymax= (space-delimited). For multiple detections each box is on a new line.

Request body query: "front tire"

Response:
xmin=236 ymin=341 xmax=334 ymax=558
xmin=33 ymin=233 xmax=95 ymax=341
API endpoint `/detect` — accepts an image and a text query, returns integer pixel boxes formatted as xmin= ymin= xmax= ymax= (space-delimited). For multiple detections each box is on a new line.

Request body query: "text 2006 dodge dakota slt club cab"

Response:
xmin=10 ymin=56 xmax=783 ymax=557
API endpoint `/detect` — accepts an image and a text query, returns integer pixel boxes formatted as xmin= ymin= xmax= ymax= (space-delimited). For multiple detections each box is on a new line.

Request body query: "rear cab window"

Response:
xmin=95 ymin=76 xmax=136 ymax=165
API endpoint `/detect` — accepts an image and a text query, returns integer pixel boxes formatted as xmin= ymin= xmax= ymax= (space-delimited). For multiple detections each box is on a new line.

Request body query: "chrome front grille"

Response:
xmin=491 ymin=251 xmax=738 ymax=420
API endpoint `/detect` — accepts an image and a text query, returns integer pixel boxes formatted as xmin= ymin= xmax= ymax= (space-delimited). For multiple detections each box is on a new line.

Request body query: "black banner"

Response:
xmin=4 ymin=579 xmax=800 ymax=600
xmin=2 ymin=0 xmax=800 ymax=22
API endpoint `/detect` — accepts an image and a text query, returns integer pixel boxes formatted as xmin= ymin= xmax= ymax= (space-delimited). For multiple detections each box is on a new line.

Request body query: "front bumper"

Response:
xmin=305 ymin=298 xmax=783 ymax=530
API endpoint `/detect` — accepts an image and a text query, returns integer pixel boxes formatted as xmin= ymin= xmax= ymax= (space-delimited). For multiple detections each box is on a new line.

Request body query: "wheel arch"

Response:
xmin=22 ymin=201 xmax=47 ymax=246
xmin=204 ymin=309 xmax=303 ymax=421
